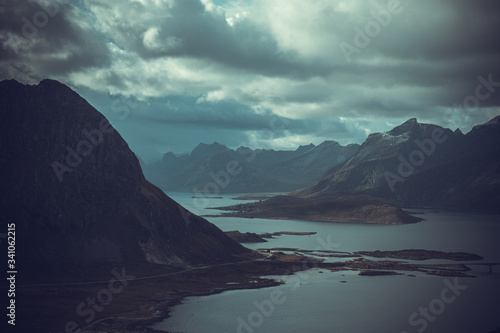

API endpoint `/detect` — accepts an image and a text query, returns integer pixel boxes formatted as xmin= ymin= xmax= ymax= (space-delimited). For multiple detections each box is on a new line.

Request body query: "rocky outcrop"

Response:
xmin=225 ymin=231 xmax=268 ymax=243
xmin=0 ymin=79 xmax=252 ymax=272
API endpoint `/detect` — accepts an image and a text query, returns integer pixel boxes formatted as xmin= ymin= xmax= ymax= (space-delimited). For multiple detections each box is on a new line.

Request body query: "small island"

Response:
xmin=254 ymin=248 xmax=483 ymax=278
xmin=232 ymin=195 xmax=273 ymax=201
xmin=359 ymin=270 xmax=403 ymax=276
xmin=356 ymin=249 xmax=484 ymax=261
xmin=209 ymin=195 xmax=423 ymax=224
xmin=225 ymin=231 xmax=317 ymax=243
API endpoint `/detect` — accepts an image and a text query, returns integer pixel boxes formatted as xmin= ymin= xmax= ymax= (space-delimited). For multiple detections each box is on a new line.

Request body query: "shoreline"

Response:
xmin=83 ymin=248 xmax=484 ymax=332
xmin=205 ymin=213 xmax=419 ymax=225
xmin=18 ymin=248 xmax=487 ymax=332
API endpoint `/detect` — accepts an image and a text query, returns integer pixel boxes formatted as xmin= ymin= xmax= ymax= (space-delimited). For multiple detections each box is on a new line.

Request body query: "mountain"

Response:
xmin=0 ymin=79 xmax=252 ymax=275
xmin=144 ymin=140 xmax=359 ymax=193
xmin=218 ymin=117 xmax=499 ymax=224
xmin=296 ymin=117 xmax=500 ymax=211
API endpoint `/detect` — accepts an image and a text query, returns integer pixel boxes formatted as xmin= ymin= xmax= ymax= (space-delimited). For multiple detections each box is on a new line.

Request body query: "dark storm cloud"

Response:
xmin=348 ymin=0 xmax=500 ymax=108
xmin=2 ymin=0 xmax=500 ymax=158
xmin=108 ymin=94 xmax=307 ymax=132
xmin=89 ymin=89 xmax=360 ymax=138
xmin=369 ymin=0 xmax=500 ymax=60
xmin=0 ymin=0 xmax=110 ymax=80
xmin=86 ymin=0 xmax=328 ymax=79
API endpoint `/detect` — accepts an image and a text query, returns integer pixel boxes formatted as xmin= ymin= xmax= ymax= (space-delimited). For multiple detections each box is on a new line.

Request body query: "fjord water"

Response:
xmin=154 ymin=193 xmax=500 ymax=333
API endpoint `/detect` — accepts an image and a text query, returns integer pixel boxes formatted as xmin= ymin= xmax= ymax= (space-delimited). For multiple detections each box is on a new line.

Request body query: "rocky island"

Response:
xmin=225 ymin=230 xmax=317 ymax=243
xmin=209 ymin=194 xmax=423 ymax=224
xmin=356 ymin=249 xmax=484 ymax=261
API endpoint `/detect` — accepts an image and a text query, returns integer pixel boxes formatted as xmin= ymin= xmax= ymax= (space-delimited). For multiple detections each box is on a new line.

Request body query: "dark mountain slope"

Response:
xmin=0 ymin=79 xmax=251 ymax=274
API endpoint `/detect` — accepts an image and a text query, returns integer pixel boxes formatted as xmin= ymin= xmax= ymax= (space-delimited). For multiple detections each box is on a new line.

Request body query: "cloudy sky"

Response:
xmin=1 ymin=0 xmax=500 ymax=162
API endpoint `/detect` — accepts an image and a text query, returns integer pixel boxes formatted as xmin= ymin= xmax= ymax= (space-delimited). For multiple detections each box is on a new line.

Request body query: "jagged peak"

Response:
xmin=387 ymin=118 xmax=419 ymax=136
xmin=162 ymin=151 xmax=178 ymax=161
xmin=1 ymin=78 xmax=68 ymax=89
xmin=317 ymin=140 xmax=341 ymax=147
xmin=191 ymin=141 xmax=229 ymax=157
xmin=196 ymin=141 xmax=226 ymax=148
xmin=39 ymin=78 xmax=65 ymax=86
xmin=296 ymin=143 xmax=315 ymax=152
xmin=0 ymin=78 xmax=23 ymax=87
xmin=236 ymin=145 xmax=253 ymax=152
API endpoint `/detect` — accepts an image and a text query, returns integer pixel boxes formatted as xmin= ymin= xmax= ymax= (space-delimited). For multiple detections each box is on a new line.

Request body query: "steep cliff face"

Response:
xmin=296 ymin=118 xmax=500 ymax=211
xmin=0 ymin=79 xmax=251 ymax=271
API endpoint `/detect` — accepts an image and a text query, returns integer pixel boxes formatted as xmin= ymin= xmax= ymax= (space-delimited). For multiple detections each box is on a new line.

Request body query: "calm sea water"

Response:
xmin=152 ymin=192 xmax=500 ymax=333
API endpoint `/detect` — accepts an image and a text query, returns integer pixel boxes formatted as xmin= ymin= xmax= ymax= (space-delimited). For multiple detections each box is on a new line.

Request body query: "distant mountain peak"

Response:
xmin=162 ymin=151 xmax=178 ymax=161
xmin=144 ymin=139 xmax=359 ymax=193
xmin=195 ymin=141 xmax=227 ymax=149
xmin=191 ymin=141 xmax=229 ymax=158
xmin=296 ymin=143 xmax=315 ymax=153
xmin=39 ymin=78 xmax=66 ymax=86
xmin=388 ymin=118 xmax=419 ymax=136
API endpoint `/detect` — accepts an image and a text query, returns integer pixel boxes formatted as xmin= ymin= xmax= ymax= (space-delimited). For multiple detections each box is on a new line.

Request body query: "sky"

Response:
xmin=1 ymin=0 xmax=500 ymax=162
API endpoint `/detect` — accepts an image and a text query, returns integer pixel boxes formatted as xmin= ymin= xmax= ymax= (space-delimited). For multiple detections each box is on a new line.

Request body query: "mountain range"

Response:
xmin=223 ymin=116 xmax=500 ymax=223
xmin=144 ymin=141 xmax=359 ymax=193
xmin=295 ymin=117 xmax=500 ymax=211
xmin=145 ymin=114 xmax=499 ymax=213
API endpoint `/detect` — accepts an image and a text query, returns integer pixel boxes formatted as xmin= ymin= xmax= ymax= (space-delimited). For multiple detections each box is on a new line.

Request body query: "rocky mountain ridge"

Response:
xmin=296 ymin=117 xmax=500 ymax=211
xmin=144 ymin=140 xmax=359 ymax=193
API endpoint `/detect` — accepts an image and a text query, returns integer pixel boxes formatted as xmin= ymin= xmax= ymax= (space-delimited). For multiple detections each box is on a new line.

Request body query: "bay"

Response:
xmin=152 ymin=192 xmax=500 ymax=333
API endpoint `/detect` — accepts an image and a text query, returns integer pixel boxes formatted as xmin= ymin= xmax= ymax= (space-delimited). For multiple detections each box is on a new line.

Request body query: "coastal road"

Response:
xmin=15 ymin=252 xmax=275 ymax=288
